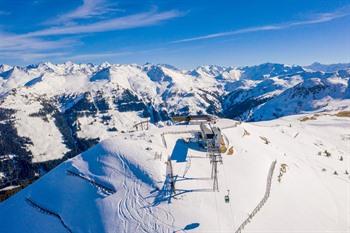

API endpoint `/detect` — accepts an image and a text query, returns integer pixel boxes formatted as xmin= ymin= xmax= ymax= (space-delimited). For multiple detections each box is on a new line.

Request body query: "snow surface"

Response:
xmin=1 ymin=90 xmax=69 ymax=162
xmin=1 ymin=114 xmax=349 ymax=232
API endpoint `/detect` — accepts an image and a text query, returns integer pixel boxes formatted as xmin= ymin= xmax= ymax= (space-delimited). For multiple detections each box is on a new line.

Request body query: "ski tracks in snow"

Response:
xmin=115 ymin=153 xmax=175 ymax=233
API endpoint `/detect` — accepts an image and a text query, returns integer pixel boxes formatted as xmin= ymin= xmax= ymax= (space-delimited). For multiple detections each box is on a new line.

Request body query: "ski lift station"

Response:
xmin=199 ymin=123 xmax=223 ymax=150
xmin=167 ymin=114 xmax=229 ymax=196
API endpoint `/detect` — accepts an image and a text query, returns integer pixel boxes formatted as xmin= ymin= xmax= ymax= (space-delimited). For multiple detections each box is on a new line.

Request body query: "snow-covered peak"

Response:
xmin=215 ymin=67 xmax=242 ymax=81
xmin=239 ymin=63 xmax=305 ymax=80
xmin=0 ymin=64 xmax=12 ymax=73
xmin=63 ymin=61 xmax=74 ymax=66
xmin=188 ymin=65 xmax=227 ymax=78
xmin=34 ymin=62 xmax=57 ymax=73
xmin=305 ymin=62 xmax=350 ymax=72
xmin=99 ymin=61 xmax=111 ymax=69
xmin=0 ymin=65 xmax=28 ymax=80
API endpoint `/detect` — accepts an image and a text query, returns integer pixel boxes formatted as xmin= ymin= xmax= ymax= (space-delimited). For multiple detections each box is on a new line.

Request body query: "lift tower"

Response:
xmin=204 ymin=125 xmax=223 ymax=192
xmin=208 ymin=140 xmax=222 ymax=191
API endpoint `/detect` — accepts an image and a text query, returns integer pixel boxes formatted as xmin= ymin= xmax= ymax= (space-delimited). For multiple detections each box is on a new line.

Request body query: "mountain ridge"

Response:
xmin=0 ymin=61 xmax=349 ymax=197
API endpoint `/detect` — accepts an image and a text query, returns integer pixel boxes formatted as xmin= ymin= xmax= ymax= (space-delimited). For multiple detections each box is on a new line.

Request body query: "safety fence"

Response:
xmin=26 ymin=197 xmax=73 ymax=233
xmin=132 ymin=120 xmax=150 ymax=131
xmin=234 ymin=160 xmax=277 ymax=233
xmin=66 ymin=170 xmax=116 ymax=195
xmin=161 ymin=130 xmax=199 ymax=149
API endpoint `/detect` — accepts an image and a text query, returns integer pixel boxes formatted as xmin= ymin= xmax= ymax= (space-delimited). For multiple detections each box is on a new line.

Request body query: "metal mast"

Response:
xmin=208 ymin=139 xmax=222 ymax=192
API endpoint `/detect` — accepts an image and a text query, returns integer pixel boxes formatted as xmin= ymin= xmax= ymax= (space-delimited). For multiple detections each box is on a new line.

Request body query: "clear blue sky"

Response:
xmin=0 ymin=0 xmax=349 ymax=68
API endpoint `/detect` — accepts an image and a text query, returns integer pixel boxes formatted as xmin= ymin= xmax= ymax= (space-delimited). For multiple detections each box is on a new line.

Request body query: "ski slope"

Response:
xmin=0 ymin=114 xmax=349 ymax=232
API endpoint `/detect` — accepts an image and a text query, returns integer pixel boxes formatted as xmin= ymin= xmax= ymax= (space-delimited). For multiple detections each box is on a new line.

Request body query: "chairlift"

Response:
xmin=224 ymin=189 xmax=230 ymax=203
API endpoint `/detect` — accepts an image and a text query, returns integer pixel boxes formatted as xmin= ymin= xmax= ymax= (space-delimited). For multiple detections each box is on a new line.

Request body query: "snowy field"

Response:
xmin=0 ymin=113 xmax=349 ymax=233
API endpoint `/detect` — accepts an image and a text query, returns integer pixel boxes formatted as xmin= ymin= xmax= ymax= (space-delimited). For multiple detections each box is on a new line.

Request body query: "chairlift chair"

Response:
xmin=224 ymin=195 xmax=230 ymax=203
xmin=224 ymin=189 xmax=230 ymax=203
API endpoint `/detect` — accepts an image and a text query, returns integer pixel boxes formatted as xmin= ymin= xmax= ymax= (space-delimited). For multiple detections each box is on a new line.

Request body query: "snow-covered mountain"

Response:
xmin=305 ymin=62 xmax=350 ymax=73
xmin=1 ymin=114 xmax=349 ymax=232
xmin=0 ymin=62 xmax=349 ymax=196
xmin=250 ymin=77 xmax=350 ymax=121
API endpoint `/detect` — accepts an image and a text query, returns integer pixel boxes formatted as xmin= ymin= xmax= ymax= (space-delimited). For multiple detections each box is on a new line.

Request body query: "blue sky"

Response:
xmin=0 ymin=0 xmax=349 ymax=68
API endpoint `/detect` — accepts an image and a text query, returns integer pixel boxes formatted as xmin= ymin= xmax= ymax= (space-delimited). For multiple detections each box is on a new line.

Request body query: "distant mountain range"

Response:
xmin=0 ymin=61 xmax=349 ymax=194
xmin=305 ymin=62 xmax=350 ymax=73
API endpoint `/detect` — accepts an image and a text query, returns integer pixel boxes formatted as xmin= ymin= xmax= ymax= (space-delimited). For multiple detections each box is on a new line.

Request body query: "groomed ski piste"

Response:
xmin=0 ymin=113 xmax=349 ymax=233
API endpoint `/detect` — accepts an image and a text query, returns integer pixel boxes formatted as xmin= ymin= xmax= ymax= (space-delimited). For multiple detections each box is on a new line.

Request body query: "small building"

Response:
xmin=172 ymin=115 xmax=217 ymax=125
